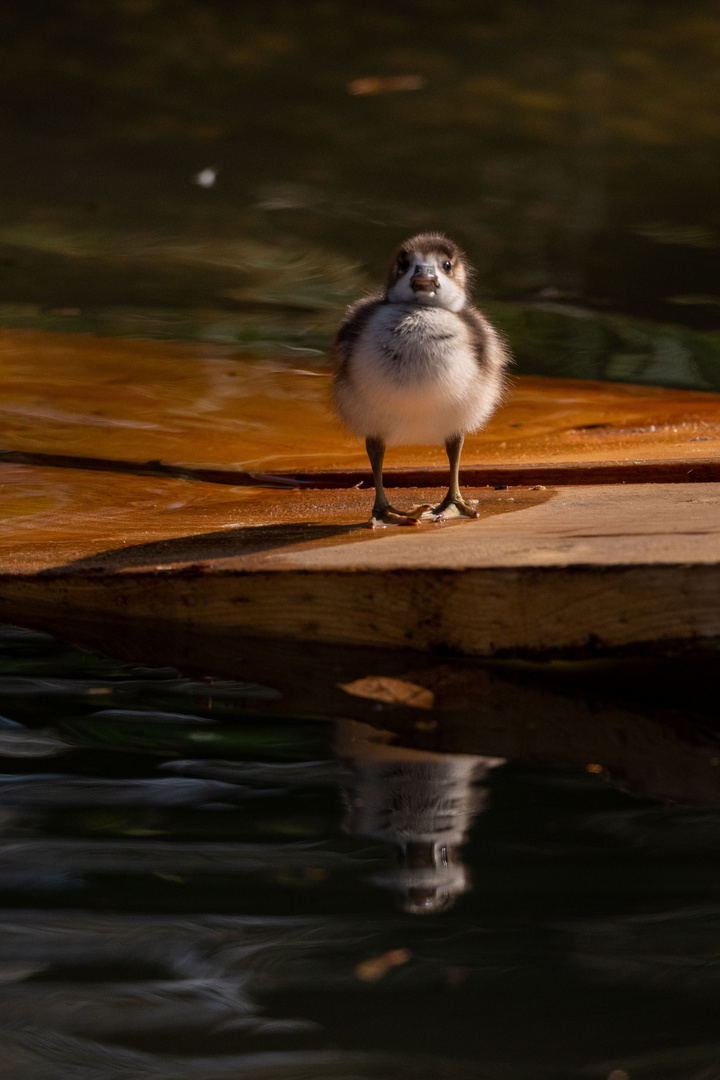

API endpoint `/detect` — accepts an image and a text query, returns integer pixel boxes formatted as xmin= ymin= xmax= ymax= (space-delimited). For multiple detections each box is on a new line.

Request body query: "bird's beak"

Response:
xmin=410 ymin=265 xmax=440 ymax=292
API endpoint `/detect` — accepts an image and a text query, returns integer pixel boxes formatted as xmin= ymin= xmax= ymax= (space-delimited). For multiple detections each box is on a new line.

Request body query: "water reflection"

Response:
xmin=2 ymin=625 xmax=720 ymax=1077
xmin=337 ymin=718 xmax=503 ymax=913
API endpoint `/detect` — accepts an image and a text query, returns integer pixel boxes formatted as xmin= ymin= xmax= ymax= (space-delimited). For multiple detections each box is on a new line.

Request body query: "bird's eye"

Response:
xmin=443 ymin=260 xmax=452 ymax=273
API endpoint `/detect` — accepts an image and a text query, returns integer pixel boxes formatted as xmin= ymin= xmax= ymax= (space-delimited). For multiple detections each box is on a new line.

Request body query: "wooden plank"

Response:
xmin=3 ymin=476 xmax=719 ymax=573
xmin=3 ymin=328 xmax=720 ymax=477
xmin=2 ymin=328 xmax=720 ymax=656
xmin=2 ymin=557 xmax=720 ymax=657
xmin=2 ymin=483 xmax=720 ymax=655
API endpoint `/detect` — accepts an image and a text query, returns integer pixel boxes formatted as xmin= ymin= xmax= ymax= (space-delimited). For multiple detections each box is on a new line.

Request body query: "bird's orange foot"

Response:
xmin=368 ymin=504 xmax=431 ymax=528
xmin=425 ymin=496 xmax=479 ymax=522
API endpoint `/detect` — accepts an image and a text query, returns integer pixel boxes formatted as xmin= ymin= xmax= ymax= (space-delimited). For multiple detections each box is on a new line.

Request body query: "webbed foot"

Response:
xmin=369 ymin=504 xmax=431 ymax=529
xmin=424 ymin=496 xmax=479 ymax=521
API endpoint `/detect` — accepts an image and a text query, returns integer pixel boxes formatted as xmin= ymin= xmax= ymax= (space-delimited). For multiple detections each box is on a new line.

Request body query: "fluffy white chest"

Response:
xmin=336 ymin=304 xmax=493 ymax=445
xmin=358 ymin=304 xmax=470 ymax=383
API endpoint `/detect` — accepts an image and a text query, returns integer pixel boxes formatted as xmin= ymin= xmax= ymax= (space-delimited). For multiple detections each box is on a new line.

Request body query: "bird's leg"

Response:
xmin=430 ymin=433 xmax=479 ymax=520
xmin=366 ymin=436 xmax=425 ymax=527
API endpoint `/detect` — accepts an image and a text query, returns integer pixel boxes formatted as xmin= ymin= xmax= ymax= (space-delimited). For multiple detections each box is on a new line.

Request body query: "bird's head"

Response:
xmin=386 ymin=233 xmax=471 ymax=312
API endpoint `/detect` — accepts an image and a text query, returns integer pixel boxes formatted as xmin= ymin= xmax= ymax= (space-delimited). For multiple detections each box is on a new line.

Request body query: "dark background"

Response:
xmin=2 ymin=0 xmax=720 ymax=386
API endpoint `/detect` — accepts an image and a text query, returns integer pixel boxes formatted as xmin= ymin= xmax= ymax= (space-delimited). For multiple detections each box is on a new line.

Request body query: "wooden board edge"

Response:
xmin=1 ymin=563 xmax=720 ymax=656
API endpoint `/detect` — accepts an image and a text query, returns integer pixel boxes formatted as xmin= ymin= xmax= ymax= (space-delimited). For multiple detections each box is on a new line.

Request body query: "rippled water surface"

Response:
xmin=2 ymin=1 xmax=720 ymax=388
xmin=1 ymin=624 xmax=720 ymax=1079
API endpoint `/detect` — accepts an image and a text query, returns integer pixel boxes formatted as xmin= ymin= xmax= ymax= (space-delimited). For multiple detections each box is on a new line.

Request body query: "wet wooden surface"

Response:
xmin=2 ymin=478 xmax=719 ymax=574
xmin=2 ymin=328 xmax=720 ymax=654
xmin=4 ymin=327 xmax=720 ymax=478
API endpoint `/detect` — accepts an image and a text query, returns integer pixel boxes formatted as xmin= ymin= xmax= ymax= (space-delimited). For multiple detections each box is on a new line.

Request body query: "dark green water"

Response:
xmin=1 ymin=623 xmax=720 ymax=1079
xmin=2 ymin=1 xmax=720 ymax=387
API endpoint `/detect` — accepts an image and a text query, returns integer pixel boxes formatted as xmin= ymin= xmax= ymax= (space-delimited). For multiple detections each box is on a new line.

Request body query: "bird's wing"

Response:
xmin=332 ymin=290 xmax=386 ymax=379
xmin=456 ymin=303 xmax=512 ymax=376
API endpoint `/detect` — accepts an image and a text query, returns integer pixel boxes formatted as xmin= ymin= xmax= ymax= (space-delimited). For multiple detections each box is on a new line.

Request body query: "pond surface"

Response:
xmin=1 ymin=623 xmax=720 ymax=1079
xmin=1 ymin=1 xmax=720 ymax=387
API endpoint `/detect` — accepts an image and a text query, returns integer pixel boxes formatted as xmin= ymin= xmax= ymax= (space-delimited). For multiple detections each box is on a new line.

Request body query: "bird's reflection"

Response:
xmin=335 ymin=719 xmax=505 ymax=913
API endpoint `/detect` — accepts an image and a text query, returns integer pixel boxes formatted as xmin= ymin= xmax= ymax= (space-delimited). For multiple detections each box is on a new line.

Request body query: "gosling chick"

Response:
xmin=332 ymin=233 xmax=509 ymax=526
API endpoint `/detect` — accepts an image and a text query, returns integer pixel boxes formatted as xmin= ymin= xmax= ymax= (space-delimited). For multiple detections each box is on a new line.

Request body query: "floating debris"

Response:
xmin=354 ymin=948 xmax=412 ymax=981
xmin=347 ymin=75 xmax=426 ymax=96
xmin=339 ymin=676 xmax=434 ymax=710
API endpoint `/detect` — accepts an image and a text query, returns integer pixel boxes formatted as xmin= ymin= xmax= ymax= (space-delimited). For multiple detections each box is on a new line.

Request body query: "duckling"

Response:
xmin=332 ymin=233 xmax=510 ymax=527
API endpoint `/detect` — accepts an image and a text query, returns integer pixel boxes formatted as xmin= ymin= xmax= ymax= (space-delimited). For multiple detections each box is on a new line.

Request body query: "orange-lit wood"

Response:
xmin=3 ymin=328 xmax=720 ymax=478
xmin=2 ymin=479 xmax=720 ymax=655
xmin=2 ymin=328 xmax=720 ymax=656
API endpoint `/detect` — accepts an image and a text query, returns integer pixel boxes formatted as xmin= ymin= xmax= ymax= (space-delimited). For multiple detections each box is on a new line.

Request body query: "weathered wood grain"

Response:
xmin=2 ymin=328 xmax=720 ymax=656
xmin=4 ymin=328 xmax=720 ymax=476
xmin=2 ymin=483 xmax=720 ymax=655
